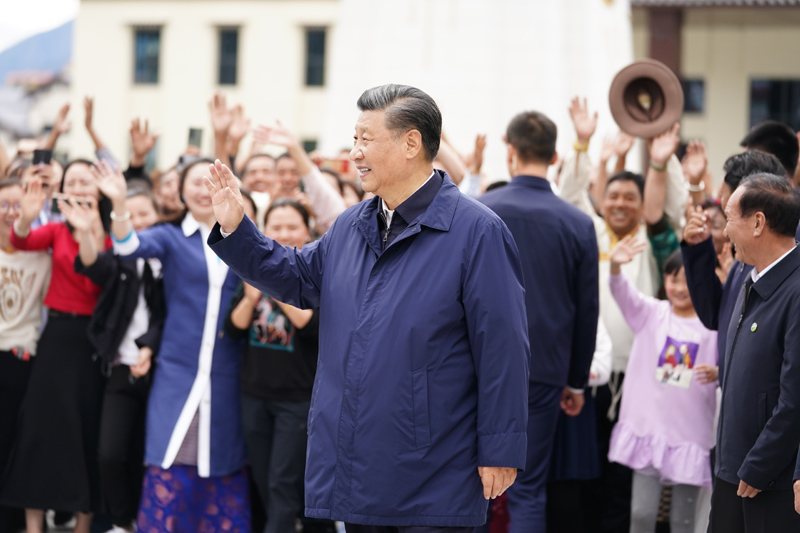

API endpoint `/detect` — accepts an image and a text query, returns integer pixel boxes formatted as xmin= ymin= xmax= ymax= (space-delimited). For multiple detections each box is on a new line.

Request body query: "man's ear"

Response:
xmin=753 ymin=212 xmax=766 ymax=237
xmin=405 ymin=130 xmax=423 ymax=160
xmin=550 ymin=151 xmax=559 ymax=166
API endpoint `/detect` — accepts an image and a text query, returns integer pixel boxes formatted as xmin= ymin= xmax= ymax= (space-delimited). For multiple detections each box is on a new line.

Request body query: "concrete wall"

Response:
xmin=632 ymin=7 xmax=800 ymax=186
xmin=70 ymin=0 xmax=338 ymax=168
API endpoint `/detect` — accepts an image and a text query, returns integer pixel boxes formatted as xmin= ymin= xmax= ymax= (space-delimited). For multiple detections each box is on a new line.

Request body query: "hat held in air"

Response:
xmin=609 ymin=59 xmax=684 ymax=138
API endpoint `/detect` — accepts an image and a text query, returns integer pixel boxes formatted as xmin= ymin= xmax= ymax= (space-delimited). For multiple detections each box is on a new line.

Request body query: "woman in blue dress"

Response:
xmin=94 ymin=159 xmax=249 ymax=532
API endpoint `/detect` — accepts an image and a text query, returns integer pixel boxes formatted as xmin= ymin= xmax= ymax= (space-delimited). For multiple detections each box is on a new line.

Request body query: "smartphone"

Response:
xmin=51 ymin=197 xmax=61 ymax=215
xmin=33 ymin=149 xmax=52 ymax=166
xmin=188 ymin=128 xmax=203 ymax=150
xmin=320 ymin=159 xmax=349 ymax=175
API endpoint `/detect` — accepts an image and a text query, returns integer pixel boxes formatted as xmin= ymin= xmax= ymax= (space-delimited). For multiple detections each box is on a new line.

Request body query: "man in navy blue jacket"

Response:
xmin=479 ymin=111 xmax=598 ymax=533
xmin=204 ymin=85 xmax=530 ymax=533
xmin=702 ymin=173 xmax=800 ymax=532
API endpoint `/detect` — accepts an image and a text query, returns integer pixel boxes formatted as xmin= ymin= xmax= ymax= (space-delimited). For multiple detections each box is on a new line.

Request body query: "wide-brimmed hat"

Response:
xmin=608 ymin=59 xmax=684 ymax=138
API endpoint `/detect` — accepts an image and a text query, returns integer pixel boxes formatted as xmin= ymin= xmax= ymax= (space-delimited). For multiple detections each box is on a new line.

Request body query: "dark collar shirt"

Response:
xmin=378 ymin=171 xmax=440 ymax=250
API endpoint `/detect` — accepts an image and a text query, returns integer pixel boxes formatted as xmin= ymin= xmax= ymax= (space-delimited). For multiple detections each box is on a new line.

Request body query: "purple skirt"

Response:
xmin=136 ymin=465 xmax=250 ymax=532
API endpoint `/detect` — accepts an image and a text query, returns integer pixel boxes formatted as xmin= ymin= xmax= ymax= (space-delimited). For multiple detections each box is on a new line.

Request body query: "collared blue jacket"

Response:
xmin=715 ymin=246 xmax=800 ymax=490
xmin=209 ymin=173 xmax=530 ymax=527
xmin=479 ymin=176 xmax=598 ymax=389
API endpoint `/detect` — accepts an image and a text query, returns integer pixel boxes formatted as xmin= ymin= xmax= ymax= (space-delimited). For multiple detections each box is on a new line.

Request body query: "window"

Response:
xmin=305 ymin=28 xmax=326 ymax=87
xmin=134 ymin=28 xmax=160 ymax=84
xmin=750 ymin=79 xmax=800 ymax=131
xmin=680 ymin=79 xmax=704 ymax=113
xmin=302 ymin=139 xmax=318 ymax=153
xmin=219 ymin=28 xmax=239 ymax=85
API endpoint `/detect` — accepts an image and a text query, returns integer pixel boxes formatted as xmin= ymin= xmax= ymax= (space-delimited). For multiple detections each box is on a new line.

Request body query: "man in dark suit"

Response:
xmin=479 ymin=111 xmax=599 ymax=533
xmin=706 ymin=172 xmax=800 ymax=532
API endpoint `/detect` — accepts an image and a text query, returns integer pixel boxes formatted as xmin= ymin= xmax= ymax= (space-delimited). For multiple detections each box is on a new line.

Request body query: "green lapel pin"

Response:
xmin=751 ymin=322 xmax=758 ymax=332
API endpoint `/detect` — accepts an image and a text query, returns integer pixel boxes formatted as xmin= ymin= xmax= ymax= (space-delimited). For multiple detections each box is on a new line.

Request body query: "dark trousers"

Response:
xmin=241 ymin=394 xmax=309 ymax=533
xmin=98 ymin=365 xmax=149 ymax=527
xmin=345 ymin=525 xmax=474 ymax=533
xmin=504 ymin=383 xmax=563 ymax=533
xmin=0 ymin=351 xmax=33 ymax=533
xmin=708 ymin=476 xmax=800 ymax=532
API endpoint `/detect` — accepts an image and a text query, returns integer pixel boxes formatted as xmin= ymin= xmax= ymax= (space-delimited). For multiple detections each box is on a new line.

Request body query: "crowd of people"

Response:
xmin=0 ymin=78 xmax=798 ymax=533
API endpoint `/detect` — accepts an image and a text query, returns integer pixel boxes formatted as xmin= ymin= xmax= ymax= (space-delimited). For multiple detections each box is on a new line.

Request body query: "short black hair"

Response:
xmin=738 ymin=172 xmax=800 ymax=238
xmin=264 ymin=197 xmax=311 ymax=231
xmin=722 ymin=150 xmax=786 ymax=193
xmin=356 ymin=84 xmax=442 ymax=161
xmin=242 ymin=154 xmax=275 ymax=175
xmin=605 ymin=171 xmax=645 ymax=199
xmin=740 ymin=121 xmax=798 ymax=177
xmin=505 ymin=111 xmax=557 ymax=165
xmin=663 ymin=250 xmax=684 ymax=277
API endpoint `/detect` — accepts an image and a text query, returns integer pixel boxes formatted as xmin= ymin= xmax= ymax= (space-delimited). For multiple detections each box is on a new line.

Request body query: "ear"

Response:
xmin=507 ymin=143 xmax=516 ymax=165
xmin=753 ymin=212 xmax=766 ymax=237
xmin=549 ymin=151 xmax=559 ymax=166
xmin=404 ymin=130 xmax=423 ymax=160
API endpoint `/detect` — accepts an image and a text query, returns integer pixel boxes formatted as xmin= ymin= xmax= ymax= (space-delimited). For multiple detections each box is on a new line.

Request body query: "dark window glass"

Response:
xmin=302 ymin=140 xmax=318 ymax=153
xmin=219 ymin=29 xmax=238 ymax=85
xmin=134 ymin=29 xmax=160 ymax=84
xmin=305 ymin=29 xmax=326 ymax=87
xmin=750 ymin=79 xmax=800 ymax=131
xmin=681 ymin=79 xmax=704 ymax=113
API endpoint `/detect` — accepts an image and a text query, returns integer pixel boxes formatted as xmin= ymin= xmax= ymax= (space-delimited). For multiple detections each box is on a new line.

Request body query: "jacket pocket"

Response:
xmin=757 ymin=392 xmax=768 ymax=431
xmin=412 ymin=368 xmax=431 ymax=449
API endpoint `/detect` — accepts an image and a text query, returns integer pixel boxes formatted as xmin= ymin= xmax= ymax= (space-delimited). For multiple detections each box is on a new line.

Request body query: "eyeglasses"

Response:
xmin=0 ymin=202 xmax=22 ymax=213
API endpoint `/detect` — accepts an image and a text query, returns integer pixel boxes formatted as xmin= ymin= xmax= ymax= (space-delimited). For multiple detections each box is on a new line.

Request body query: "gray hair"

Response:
xmin=356 ymin=84 xmax=442 ymax=161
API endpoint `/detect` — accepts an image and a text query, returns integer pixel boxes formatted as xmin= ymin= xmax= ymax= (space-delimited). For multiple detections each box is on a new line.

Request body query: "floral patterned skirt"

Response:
xmin=136 ymin=465 xmax=250 ymax=532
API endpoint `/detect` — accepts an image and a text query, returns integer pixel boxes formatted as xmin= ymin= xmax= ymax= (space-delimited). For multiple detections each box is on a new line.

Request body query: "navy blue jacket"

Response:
xmin=713 ymin=246 xmax=800 ymax=490
xmin=479 ymin=176 xmax=598 ymax=389
xmin=681 ymin=238 xmax=751 ymax=384
xmin=209 ymin=173 xmax=530 ymax=527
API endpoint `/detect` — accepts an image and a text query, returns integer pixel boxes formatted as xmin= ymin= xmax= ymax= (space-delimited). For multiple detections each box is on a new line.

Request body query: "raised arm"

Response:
xmin=608 ymin=236 xmax=655 ymax=333
xmin=209 ymin=92 xmax=233 ymax=164
xmin=643 ymin=123 xmax=682 ymax=226
xmin=680 ymin=206 xmax=723 ymax=330
xmin=83 ymin=97 xmax=118 ymax=169
xmin=11 ymin=177 xmax=48 ymax=247
xmin=226 ymin=105 xmax=250 ymax=168
xmin=205 ymin=160 xmax=325 ymax=309
xmin=253 ymin=123 xmax=346 ymax=232
xmin=682 ymin=140 xmax=709 ymax=206
xmin=558 ymin=97 xmax=597 ymax=217
xmin=435 ymin=135 xmax=467 ymax=185
xmin=128 ymin=118 xmax=158 ymax=182
xmin=42 ymin=103 xmax=70 ymax=151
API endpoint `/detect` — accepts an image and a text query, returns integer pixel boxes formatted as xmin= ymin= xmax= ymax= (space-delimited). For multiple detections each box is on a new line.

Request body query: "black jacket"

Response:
xmin=75 ymin=251 xmax=165 ymax=371
xmin=715 ymin=246 xmax=800 ymax=490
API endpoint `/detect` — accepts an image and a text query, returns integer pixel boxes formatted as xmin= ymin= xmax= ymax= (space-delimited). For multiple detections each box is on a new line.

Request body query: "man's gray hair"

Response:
xmin=357 ymin=84 xmax=442 ymax=161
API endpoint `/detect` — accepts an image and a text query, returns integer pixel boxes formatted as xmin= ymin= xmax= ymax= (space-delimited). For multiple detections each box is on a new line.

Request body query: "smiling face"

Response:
xmin=350 ymin=110 xmax=409 ymax=198
xmin=0 ymin=184 xmax=23 ymax=240
xmin=181 ymin=163 xmax=213 ymax=221
xmin=664 ymin=266 xmax=694 ymax=313
xmin=242 ymin=156 xmax=277 ymax=194
xmin=276 ymin=157 xmax=300 ymax=196
xmin=264 ymin=205 xmax=310 ymax=249
xmin=62 ymin=163 xmax=100 ymax=201
xmin=127 ymin=194 xmax=159 ymax=233
xmin=723 ymin=186 xmax=752 ymax=264
xmin=601 ymin=179 xmax=643 ymax=237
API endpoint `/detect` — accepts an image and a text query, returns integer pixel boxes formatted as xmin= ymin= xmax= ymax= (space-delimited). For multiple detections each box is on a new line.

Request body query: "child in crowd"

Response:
xmin=607 ymin=239 xmax=718 ymax=533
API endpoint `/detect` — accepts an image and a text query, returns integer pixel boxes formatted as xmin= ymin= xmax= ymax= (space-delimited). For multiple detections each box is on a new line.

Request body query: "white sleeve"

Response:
xmin=588 ymin=318 xmax=612 ymax=387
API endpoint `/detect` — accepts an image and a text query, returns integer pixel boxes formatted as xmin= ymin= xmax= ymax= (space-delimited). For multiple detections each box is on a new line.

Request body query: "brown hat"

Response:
xmin=608 ymin=59 xmax=684 ymax=138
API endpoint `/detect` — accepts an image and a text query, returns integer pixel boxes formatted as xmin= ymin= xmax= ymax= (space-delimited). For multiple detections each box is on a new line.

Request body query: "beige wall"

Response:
xmin=633 ymin=7 xmax=800 ymax=187
xmin=70 ymin=0 xmax=338 ymax=168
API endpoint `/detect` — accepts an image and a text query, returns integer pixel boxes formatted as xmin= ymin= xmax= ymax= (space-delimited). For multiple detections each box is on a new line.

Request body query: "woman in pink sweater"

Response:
xmin=608 ymin=236 xmax=718 ymax=533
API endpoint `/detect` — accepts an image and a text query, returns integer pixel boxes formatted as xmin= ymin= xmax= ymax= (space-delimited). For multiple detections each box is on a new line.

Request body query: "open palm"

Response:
xmin=204 ymin=159 xmax=245 ymax=233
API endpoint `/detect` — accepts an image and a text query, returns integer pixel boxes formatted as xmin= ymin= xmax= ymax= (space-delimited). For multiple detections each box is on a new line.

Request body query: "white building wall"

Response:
xmin=633 ymin=7 xmax=800 ymax=185
xmin=70 ymin=0 xmax=338 ymax=168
